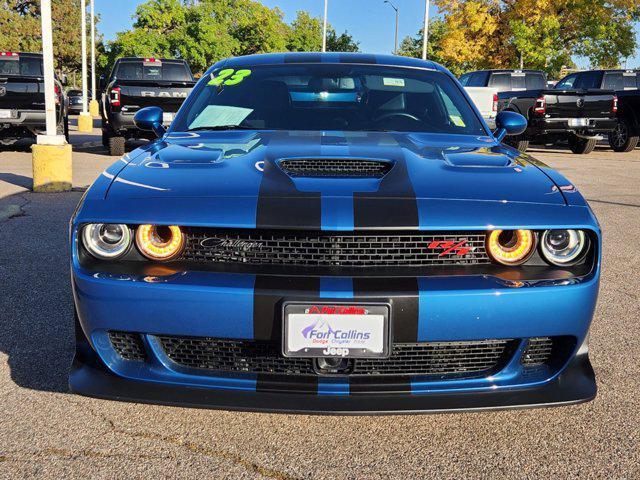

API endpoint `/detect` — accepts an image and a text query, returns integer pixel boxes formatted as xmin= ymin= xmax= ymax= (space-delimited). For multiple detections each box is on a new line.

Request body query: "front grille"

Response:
xmin=158 ymin=336 xmax=515 ymax=378
xmin=279 ymin=158 xmax=392 ymax=178
xmin=181 ymin=230 xmax=490 ymax=268
xmin=109 ymin=331 xmax=146 ymax=361
xmin=521 ymin=337 xmax=554 ymax=366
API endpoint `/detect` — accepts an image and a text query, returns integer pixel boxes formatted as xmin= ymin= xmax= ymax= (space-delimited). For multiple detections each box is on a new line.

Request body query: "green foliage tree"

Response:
xmin=0 ymin=0 xmax=106 ymax=77
xmin=286 ymin=10 xmax=359 ymax=53
xmin=326 ymin=29 xmax=360 ymax=53
xmin=398 ymin=20 xmax=452 ymax=71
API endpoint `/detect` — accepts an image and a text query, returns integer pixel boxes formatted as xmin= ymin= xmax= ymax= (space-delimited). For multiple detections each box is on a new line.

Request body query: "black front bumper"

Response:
xmin=69 ymin=335 xmax=597 ymax=415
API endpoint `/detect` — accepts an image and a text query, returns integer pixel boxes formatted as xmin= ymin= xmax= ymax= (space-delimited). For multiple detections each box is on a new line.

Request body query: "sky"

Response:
xmin=96 ymin=0 xmax=640 ymax=69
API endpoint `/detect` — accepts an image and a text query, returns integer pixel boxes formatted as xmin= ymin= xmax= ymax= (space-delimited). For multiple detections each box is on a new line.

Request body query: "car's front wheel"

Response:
xmin=569 ymin=136 xmax=597 ymax=155
xmin=608 ymin=120 xmax=639 ymax=153
xmin=505 ymin=136 xmax=529 ymax=153
xmin=108 ymin=135 xmax=126 ymax=156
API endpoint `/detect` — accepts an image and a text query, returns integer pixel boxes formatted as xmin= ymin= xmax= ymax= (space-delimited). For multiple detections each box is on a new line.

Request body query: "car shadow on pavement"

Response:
xmin=0 ymin=190 xmax=82 ymax=393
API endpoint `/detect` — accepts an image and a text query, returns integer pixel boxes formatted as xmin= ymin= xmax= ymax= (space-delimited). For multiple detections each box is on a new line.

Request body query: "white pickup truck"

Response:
xmin=464 ymin=87 xmax=498 ymax=129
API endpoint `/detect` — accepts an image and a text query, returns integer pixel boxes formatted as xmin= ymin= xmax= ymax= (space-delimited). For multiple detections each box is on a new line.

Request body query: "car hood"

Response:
xmin=95 ymin=130 xmax=584 ymax=230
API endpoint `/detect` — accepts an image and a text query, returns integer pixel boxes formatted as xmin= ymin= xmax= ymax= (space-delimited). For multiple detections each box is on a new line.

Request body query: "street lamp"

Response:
xmin=384 ymin=0 xmax=399 ymax=55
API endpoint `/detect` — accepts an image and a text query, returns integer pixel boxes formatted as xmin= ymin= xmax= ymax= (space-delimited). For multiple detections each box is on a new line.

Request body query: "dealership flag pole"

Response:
xmin=322 ymin=0 xmax=328 ymax=52
xmin=32 ymin=0 xmax=72 ymax=192
xmin=422 ymin=0 xmax=430 ymax=60
xmin=78 ymin=0 xmax=93 ymax=132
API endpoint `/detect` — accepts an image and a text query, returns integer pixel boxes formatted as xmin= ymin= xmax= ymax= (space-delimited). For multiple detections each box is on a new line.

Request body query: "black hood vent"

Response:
xmin=279 ymin=158 xmax=393 ymax=178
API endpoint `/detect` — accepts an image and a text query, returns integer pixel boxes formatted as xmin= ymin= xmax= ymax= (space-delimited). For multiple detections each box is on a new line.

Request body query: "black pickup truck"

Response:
xmin=497 ymin=74 xmax=618 ymax=154
xmin=555 ymin=69 xmax=639 ymax=152
xmin=0 ymin=52 xmax=68 ymax=147
xmin=100 ymin=57 xmax=195 ymax=156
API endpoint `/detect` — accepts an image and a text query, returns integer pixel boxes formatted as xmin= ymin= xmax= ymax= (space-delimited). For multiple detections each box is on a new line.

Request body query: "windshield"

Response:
xmin=0 ymin=56 xmax=43 ymax=76
xmin=171 ymin=64 xmax=486 ymax=135
xmin=114 ymin=61 xmax=192 ymax=81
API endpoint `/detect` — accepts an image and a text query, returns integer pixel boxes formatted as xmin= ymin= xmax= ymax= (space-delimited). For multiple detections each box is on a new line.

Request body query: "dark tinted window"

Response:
xmin=525 ymin=73 xmax=546 ymax=89
xmin=574 ymin=72 xmax=602 ymax=89
xmin=488 ymin=73 xmax=511 ymax=90
xmin=468 ymin=72 xmax=488 ymax=87
xmin=114 ymin=61 xmax=192 ymax=81
xmin=603 ymin=72 xmax=639 ymax=90
xmin=173 ymin=64 xmax=486 ymax=135
xmin=0 ymin=56 xmax=43 ymax=76
xmin=459 ymin=74 xmax=470 ymax=86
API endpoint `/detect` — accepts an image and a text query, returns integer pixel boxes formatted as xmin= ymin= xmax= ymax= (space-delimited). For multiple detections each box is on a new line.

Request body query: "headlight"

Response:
xmin=486 ymin=229 xmax=536 ymax=265
xmin=540 ymin=229 xmax=587 ymax=265
xmin=82 ymin=223 xmax=131 ymax=259
xmin=135 ymin=224 xmax=184 ymax=261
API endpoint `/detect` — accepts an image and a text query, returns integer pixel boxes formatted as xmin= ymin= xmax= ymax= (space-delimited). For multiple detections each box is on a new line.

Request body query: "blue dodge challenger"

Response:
xmin=70 ymin=53 xmax=600 ymax=413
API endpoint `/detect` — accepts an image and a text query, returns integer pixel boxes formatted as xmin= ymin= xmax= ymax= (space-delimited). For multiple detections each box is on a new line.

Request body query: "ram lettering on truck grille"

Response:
xmin=140 ymin=91 xmax=189 ymax=98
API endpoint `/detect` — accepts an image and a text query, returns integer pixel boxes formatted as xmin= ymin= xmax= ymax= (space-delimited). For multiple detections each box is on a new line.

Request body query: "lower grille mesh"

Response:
xmin=521 ymin=337 xmax=554 ymax=366
xmin=157 ymin=336 xmax=515 ymax=378
xmin=109 ymin=331 xmax=146 ymax=361
xmin=279 ymin=158 xmax=392 ymax=178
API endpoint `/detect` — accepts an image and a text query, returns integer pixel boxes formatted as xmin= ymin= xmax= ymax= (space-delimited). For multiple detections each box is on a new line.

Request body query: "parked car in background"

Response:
xmin=0 ymin=51 xmax=68 ymax=147
xmin=70 ymin=53 xmax=600 ymax=414
xmin=100 ymin=57 xmax=195 ymax=156
xmin=66 ymin=89 xmax=84 ymax=114
xmin=555 ymin=69 xmax=639 ymax=152
xmin=463 ymin=86 xmax=498 ymax=128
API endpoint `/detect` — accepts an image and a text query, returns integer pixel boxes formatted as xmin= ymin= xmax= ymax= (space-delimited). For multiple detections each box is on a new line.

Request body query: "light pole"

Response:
xmin=422 ymin=0 xmax=430 ymax=60
xmin=89 ymin=0 xmax=99 ymax=117
xmin=78 ymin=0 xmax=93 ymax=132
xmin=384 ymin=1 xmax=399 ymax=55
xmin=32 ymin=0 xmax=72 ymax=192
xmin=322 ymin=0 xmax=328 ymax=52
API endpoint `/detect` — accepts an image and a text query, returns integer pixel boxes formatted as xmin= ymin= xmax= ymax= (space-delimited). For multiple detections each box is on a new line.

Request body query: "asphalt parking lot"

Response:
xmin=1 ymin=122 xmax=639 ymax=479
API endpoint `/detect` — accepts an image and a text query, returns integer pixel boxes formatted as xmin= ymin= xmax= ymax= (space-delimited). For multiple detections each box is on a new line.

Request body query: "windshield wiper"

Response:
xmin=187 ymin=125 xmax=257 ymax=131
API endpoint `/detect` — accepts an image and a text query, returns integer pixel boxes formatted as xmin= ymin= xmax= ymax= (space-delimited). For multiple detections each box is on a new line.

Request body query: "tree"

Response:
xmin=286 ymin=10 xmax=360 ymax=53
xmin=429 ymin=0 xmax=639 ymax=77
xmin=398 ymin=20 xmax=452 ymax=70
xmin=0 ymin=0 xmax=106 ymax=77
xmin=326 ymin=29 xmax=360 ymax=53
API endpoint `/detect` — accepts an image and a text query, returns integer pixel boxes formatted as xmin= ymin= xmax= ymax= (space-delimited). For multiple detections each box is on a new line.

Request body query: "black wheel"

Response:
xmin=608 ymin=120 xmax=639 ymax=153
xmin=108 ymin=135 xmax=126 ymax=156
xmin=569 ymin=136 xmax=597 ymax=154
xmin=505 ymin=136 xmax=529 ymax=152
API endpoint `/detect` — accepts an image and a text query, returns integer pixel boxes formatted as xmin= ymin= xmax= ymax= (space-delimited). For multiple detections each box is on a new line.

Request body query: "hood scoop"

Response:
xmin=278 ymin=158 xmax=394 ymax=178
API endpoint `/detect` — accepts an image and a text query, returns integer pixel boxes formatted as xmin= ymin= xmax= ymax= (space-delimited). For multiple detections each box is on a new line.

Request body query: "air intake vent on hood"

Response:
xmin=279 ymin=158 xmax=392 ymax=178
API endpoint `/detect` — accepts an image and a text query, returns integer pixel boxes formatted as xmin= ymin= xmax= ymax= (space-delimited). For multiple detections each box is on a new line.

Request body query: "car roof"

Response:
xmin=467 ymin=69 xmax=545 ymax=74
xmin=219 ymin=52 xmax=440 ymax=71
xmin=0 ymin=52 xmax=42 ymax=58
xmin=116 ymin=57 xmax=187 ymax=63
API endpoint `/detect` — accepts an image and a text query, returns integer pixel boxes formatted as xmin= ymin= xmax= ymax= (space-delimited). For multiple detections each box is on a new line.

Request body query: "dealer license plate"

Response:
xmin=283 ymin=303 xmax=390 ymax=358
xmin=0 ymin=109 xmax=13 ymax=119
xmin=569 ymin=118 xmax=590 ymax=127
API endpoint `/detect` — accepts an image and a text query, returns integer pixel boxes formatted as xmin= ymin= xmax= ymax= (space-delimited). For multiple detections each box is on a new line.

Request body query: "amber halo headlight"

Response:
xmin=540 ymin=229 xmax=587 ymax=265
xmin=135 ymin=224 xmax=184 ymax=261
xmin=82 ymin=223 xmax=131 ymax=260
xmin=486 ymin=229 xmax=536 ymax=266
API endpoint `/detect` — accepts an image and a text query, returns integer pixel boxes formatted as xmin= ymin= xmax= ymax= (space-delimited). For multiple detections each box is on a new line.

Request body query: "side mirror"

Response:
xmin=134 ymin=106 xmax=166 ymax=138
xmin=494 ymin=111 xmax=528 ymax=142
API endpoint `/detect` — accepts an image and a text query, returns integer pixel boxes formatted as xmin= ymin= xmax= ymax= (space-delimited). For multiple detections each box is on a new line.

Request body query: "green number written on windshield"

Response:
xmin=207 ymin=69 xmax=252 ymax=87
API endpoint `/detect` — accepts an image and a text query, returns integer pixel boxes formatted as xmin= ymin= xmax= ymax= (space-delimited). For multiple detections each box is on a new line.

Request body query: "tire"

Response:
xmin=569 ymin=137 xmax=597 ymax=155
xmin=505 ymin=137 xmax=529 ymax=152
xmin=108 ymin=135 xmax=126 ymax=156
xmin=608 ymin=120 xmax=639 ymax=153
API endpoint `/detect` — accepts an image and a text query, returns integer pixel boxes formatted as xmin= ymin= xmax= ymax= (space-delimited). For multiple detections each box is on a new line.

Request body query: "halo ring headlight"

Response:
xmin=540 ymin=229 xmax=587 ymax=265
xmin=135 ymin=224 xmax=184 ymax=261
xmin=82 ymin=223 xmax=131 ymax=260
xmin=486 ymin=229 xmax=536 ymax=266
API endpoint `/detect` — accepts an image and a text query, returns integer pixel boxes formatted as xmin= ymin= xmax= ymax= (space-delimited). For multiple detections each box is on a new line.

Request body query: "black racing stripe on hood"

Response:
xmin=350 ymin=277 xmax=419 ymax=394
xmin=284 ymin=53 xmax=323 ymax=63
xmin=253 ymin=275 xmax=320 ymax=393
xmin=352 ymin=134 xmax=419 ymax=230
xmin=256 ymin=132 xmax=322 ymax=229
